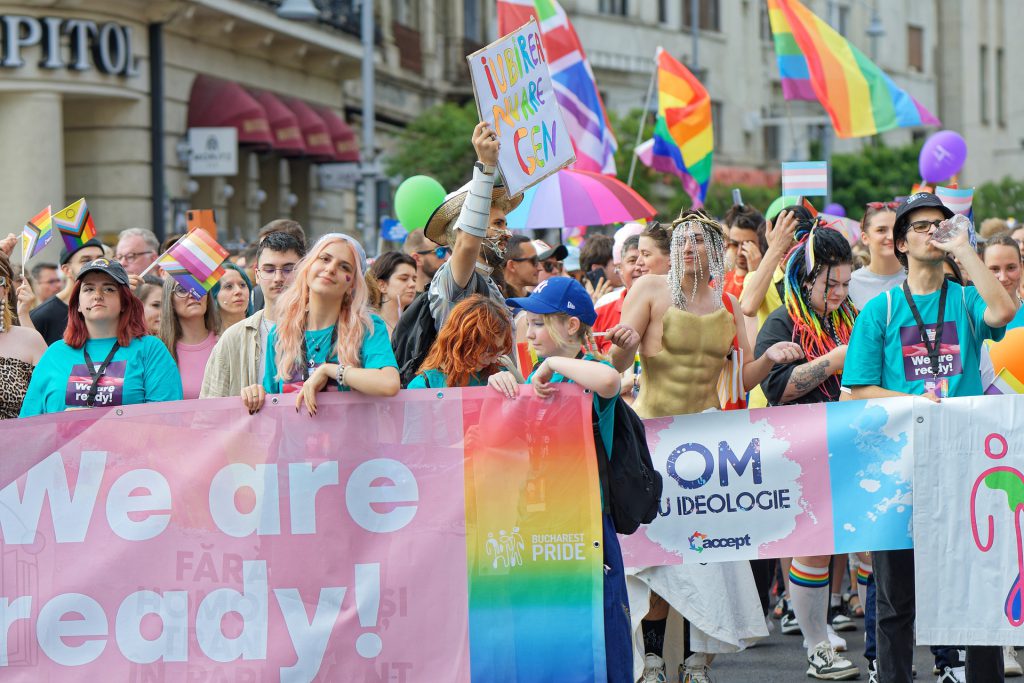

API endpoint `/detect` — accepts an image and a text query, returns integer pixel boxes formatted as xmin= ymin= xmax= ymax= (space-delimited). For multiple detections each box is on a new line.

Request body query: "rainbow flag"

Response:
xmin=156 ymin=228 xmax=229 ymax=300
xmin=498 ymin=0 xmax=618 ymax=175
xmin=52 ymin=198 xmax=97 ymax=253
xmin=21 ymin=206 xmax=53 ymax=261
xmin=637 ymin=48 xmax=713 ymax=207
xmin=767 ymin=0 xmax=940 ymax=138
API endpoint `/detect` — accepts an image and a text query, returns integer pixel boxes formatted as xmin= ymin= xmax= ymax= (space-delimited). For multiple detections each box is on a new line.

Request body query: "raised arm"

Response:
xmin=449 ymin=122 xmax=500 ymax=289
xmin=606 ymin=276 xmax=655 ymax=373
xmin=940 ymin=233 xmax=1017 ymax=328
xmin=739 ymin=210 xmax=797 ymax=318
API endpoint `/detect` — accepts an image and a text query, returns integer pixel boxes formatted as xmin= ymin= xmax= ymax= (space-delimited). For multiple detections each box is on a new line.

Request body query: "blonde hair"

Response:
xmin=539 ymin=312 xmax=607 ymax=360
xmin=273 ymin=235 xmax=372 ymax=381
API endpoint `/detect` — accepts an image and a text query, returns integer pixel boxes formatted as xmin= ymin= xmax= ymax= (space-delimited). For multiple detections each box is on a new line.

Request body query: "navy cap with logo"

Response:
xmin=76 ymin=258 xmax=131 ymax=286
xmin=506 ymin=276 xmax=597 ymax=326
xmin=892 ymin=192 xmax=955 ymax=265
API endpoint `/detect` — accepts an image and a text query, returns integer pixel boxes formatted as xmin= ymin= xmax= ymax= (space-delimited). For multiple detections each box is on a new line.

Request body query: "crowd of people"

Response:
xmin=0 ymin=121 xmax=1021 ymax=683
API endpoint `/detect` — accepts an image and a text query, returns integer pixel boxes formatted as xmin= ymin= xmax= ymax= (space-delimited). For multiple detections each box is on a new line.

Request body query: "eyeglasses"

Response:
xmin=866 ymin=201 xmax=900 ymax=210
xmin=114 ymin=250 xmax=155 ymax=263
xmin=416 ymin=247 xmax=451 ymax=259
xmin=172 ymin=285 xmax=194 ymax=299
xmin=908 ymin=219 xmax=944 ymax=234
xmin=258 ymin=264 xmax=296 ymax=276
xmin=542 ymin=260 xmax=563 ymax=274
xmin=509 ymin=256 xmax=540 ymax=267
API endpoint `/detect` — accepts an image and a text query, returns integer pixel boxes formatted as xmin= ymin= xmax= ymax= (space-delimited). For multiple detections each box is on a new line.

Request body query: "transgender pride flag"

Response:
xmin=782 ymin=161 xmax=828 ymax=197
xmin=498 ymin=0 xmax=618 ymax=175
xmin=156 ymin=228 xmax=229 ymax=300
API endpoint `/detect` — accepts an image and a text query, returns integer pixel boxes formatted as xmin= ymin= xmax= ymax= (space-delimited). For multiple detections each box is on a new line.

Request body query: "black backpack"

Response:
xmin=592 ymin=398 xmax=663 ymax=534
xmin=392 ymin=276 xmax=492 ymax=388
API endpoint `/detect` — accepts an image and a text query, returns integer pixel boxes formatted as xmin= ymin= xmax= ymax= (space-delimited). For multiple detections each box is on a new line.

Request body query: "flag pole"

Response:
xmin=627 ymin=57 xmax=658 ymax=188
xmin=137 ymin=230 xmax=189 ymax=279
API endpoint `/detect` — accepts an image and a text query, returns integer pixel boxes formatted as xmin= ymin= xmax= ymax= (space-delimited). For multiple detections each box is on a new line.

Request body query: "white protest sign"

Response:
xmin=467 ymin=18 xmax=575 ymax=198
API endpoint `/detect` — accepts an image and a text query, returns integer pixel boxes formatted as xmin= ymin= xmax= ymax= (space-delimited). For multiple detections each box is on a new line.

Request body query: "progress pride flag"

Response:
xmin=0 ymin=393 xmax=470 ymax=681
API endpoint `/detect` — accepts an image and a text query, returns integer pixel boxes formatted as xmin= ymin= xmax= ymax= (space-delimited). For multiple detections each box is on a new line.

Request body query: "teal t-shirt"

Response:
xmin=263 ymin=314 xmax=397 ymax=393
xmin=528 ymin=354 xmax=616 ymax=459
xmin=844 ymin=282 xmax=1004 ymax=397
xmin=1008 ymin=303 xmax=1024 ymax=331
xmin=19 ymin=336 xmax=183 ymax=417
xmin=407 ymin=369 xmax=487 ymax=389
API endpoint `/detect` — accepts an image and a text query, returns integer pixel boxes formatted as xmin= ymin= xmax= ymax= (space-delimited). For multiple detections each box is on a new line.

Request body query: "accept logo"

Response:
xmin=688 ymin=531 xmax=708 ymax=553
xmin=688 ymin=531 xmax=753 ymax=552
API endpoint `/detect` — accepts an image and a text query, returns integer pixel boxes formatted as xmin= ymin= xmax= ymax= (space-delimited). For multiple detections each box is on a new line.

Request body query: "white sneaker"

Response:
xmin=640 ymin=653 xmax=667 ymax=683
xmin=679 ymin=664 xmax=712 ymax=683
xmin=806 ymin=641 xmax=860 ymax=680
xmin=935 ymin=666 xmax=966 ymax=683
xmin=826 ymin=624 xmax=848 ymax=652
xmin=1007 ymin=646 xmax=1023 ymax=677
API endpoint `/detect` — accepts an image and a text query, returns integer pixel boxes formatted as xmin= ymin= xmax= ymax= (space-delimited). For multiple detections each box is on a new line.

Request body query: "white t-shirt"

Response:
xmin=848 ymin=267 xmax=907 ymax=310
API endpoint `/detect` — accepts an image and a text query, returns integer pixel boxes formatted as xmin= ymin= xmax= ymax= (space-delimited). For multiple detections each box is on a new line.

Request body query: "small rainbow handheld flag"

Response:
xmin=21 ymin=206 xmax=53 ymax=261
xmin=782 ymin=161 xmax=828 ymax=197
xmin=156 ymin=228 xmax=230 ymax=300
xmin=767 ymin=0 xmax=940 ymax=138
xmin=52 ymin=198 xmax=97 ymax=253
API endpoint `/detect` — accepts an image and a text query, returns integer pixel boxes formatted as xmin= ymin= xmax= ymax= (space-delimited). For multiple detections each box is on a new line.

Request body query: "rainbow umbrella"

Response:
xmin=505 ymin=169 xmax=656 ymax=230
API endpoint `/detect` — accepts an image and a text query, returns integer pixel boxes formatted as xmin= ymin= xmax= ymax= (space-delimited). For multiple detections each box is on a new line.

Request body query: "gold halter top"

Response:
xmin=633 ymin=306 xmax=735 ymax=419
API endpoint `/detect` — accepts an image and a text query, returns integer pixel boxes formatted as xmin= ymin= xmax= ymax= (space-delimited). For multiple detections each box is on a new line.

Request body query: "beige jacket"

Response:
xmin=200 ymin=310 xmax=266 ymax=398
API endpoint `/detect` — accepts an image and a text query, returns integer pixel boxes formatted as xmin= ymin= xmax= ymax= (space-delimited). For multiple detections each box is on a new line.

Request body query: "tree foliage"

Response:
xmin=383 ymin=101 xmax=479 ymax=191
xmin=974 ymin=176 xmax=1024 ymax=221
xmin=828 ymin=141 xmax=923 ymax=221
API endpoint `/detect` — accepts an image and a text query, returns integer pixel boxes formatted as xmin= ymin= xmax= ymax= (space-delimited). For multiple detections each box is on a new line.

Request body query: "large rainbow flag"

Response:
xmin=497 ymin=0 xmax=618 ymax=175
xmin=636 ymin=47 xmax=713 ymax=207
xmin=156 ymin=228 xmax=229 ymax=300
xmin=52 ymin=198 xmax=97 ymax=253
xmin=21 ymin=206 xmax=53 ymax=261
xmin=767 ymin=0 xmax=940 ymax=138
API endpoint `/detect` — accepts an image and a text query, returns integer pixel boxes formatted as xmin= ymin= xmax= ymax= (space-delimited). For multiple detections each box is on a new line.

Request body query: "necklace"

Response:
xmin=309 ymin=327 xmax=334 ymax=353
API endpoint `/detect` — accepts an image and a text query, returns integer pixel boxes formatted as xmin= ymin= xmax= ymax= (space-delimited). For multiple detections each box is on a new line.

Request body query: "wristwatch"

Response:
xmin=474 ymin=161 xmax=496 ymax=175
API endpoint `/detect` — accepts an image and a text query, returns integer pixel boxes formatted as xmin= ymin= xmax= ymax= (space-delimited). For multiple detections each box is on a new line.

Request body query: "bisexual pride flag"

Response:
xmin=53 ymin=198 xmax=97 ymax=253
xmin=156 ymin=228 xmax=229 ymax=300
xmin=782 ymin=161 xmax=828 ymax=197
xmin=21 ymin=206 xmax=53 ymax=261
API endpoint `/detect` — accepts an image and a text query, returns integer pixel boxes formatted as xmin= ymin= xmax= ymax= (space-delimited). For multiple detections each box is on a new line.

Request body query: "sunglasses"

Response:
xmin=866 ymin=201 xmax=900 ymax=210
xmin=542 ymin=260 xmax=563 ymax=274
xmin=509 ymin=256 xmax=540 ymax=266
xmin=416 ymin=247 xmax=451 ymax=259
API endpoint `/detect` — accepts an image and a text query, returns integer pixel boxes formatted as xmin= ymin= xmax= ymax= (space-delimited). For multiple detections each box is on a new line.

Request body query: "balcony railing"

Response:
xmin=254 ymin=0 xmax=383 ymax=44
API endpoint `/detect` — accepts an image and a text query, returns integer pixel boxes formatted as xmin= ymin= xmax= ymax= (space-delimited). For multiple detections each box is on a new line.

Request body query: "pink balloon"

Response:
xmin=919 ymin=130 xmax=967 ymax=183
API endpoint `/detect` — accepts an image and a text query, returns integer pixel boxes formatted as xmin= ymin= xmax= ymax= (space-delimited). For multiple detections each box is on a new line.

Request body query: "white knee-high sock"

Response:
xmin=856 ymin=559 xmax=872 ymax=614
xmin=789 ymin=559 xmax=830 ymax=655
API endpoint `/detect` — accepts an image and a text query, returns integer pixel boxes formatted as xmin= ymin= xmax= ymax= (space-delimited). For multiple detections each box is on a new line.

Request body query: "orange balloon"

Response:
xmin=988 ymin=327 xmax=1024 ymax=380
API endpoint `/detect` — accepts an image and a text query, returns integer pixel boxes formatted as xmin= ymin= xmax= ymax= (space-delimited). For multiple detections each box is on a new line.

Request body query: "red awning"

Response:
xmin=187 ymin=75 xmax=272 ymax=147
xmin=282 ymin=97 xmax=335 ymax=160
xmin=314 ymin=105 xmax=360 ymax=163
xmin=249 ymin=89 xmax=306 ymax=156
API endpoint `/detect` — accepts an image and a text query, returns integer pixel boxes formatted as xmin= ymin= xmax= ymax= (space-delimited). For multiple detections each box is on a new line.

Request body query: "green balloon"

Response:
xmin=394 ymin=176 xmax=447 ymax=232
xmin=765 ymin=195 xmax=801 ymax=222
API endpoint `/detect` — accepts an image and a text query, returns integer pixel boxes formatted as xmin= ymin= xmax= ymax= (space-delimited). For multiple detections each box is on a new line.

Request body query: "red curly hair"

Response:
xmin=65 ymin=277 xmax=149 ymax=349
xmin=418 ymin=295 xmax=513 ymax=387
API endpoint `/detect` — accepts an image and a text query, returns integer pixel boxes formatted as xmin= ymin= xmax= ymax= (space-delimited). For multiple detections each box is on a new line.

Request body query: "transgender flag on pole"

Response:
xmin=156 ymin=228 xmax=229 ymax=300
xmin=782 ymin=161 xmax=828 ymax=196
xmin=498 ymin=0 xmax=618 ymax=175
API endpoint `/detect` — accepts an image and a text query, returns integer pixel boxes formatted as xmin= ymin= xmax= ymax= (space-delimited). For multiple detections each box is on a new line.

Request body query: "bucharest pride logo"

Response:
xmin=688 ymin=531 xmax=708 ymax=553
xmin=970 ymin=433 xmax=1024 ymax=627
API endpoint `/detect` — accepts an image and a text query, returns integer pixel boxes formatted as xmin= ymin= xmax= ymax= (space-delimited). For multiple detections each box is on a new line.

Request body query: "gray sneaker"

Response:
xmin=806 ymin=641 xmax=859 ymax=680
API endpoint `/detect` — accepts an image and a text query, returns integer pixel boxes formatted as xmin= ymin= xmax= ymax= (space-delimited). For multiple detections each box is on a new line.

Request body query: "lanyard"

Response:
xmin=299 ymin=328 xmax=338 ymax=381
xmin=82 ymin=342 xmax=121 ymax=408
xmin=901 ymin=280 xmax=947 ymax=379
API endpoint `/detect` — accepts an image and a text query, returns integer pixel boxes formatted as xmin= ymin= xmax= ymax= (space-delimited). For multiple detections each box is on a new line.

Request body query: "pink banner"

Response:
xmin=0 ymin=393 xmax=471 ymax=681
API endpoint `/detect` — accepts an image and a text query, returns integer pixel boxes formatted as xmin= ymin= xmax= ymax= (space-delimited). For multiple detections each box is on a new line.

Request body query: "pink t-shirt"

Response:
xmin=176 ymin=331 xmax=218 ymax=400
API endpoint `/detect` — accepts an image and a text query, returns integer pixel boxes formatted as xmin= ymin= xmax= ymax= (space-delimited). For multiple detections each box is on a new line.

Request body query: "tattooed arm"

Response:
xmin=779 ymin=345 xmax=846 ymax=403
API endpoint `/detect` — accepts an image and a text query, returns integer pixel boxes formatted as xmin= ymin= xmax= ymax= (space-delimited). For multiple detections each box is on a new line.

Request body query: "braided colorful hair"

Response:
xmin=782 ymin=226 xmax=857 ymax=398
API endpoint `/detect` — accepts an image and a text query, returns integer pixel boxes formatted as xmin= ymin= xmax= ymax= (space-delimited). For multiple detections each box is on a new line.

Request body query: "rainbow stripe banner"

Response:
xmin=497 ymin=0 xmax=618 ymax=175
xmin=636 ymin=47 xmax=713 ymax=207
xmin=767 ymin=0 xmax=940 ymax=138
xmin=781 ymin=160 xmax=828 ymax=196
xmin=21 ymin=205 xmax=53 ymax=261
xmin=156 ymin=228 xmax=230 ymax=300
xmin=52 ymin=198 xmax=97 ymax=252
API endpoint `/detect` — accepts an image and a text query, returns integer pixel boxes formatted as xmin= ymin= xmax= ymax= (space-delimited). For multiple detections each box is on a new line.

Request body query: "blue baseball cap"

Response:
xmin=506 ymin=276 xmax=597 ymax=326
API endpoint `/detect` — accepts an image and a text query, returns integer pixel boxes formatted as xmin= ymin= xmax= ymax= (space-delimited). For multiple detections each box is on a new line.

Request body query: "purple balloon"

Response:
xmin=824 ymin=203 xmax=846 ymax=217
xmin=919 ymin=130 xmax=967 ymax=183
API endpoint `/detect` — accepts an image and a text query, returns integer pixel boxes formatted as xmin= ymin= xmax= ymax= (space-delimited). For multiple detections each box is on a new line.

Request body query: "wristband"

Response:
xmin=455 ymin=165 xmax=495 ymax=239
xmin=474 ymin=161 xmax=496 ymax=175
xmin=336 ymin=364 xmax=348 ymax=388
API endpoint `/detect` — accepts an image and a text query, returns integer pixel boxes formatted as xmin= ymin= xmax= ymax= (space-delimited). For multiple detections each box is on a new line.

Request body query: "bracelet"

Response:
xmin=336 ymin=364 xmax=348 ymax=388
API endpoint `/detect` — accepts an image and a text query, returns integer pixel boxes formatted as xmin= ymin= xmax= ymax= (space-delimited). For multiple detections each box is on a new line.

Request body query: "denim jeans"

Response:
xmin=602 ymin=513 xmax=633 ymax=682
xmin=874 ymin=549 xmax=1003 ymax=683
xmin=865 ymin=573 xmax=876 ymax=661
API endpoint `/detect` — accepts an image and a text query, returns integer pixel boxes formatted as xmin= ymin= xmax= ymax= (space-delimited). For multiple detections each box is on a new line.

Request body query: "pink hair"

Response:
xmin=272 ymin=235 xmax=373 ymax=381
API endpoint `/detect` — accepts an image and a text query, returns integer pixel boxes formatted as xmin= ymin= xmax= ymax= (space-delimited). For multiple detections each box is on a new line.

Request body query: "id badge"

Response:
xmin=923 ymin=378 xmax=949 ymax=399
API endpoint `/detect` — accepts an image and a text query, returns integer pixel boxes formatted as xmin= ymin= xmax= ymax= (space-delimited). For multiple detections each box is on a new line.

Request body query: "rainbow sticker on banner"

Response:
xmin=461 ymin=388 xmax=606 ymax=681
xmin=21 ymin=205 xmax=53 ymax=260
xmin=156 ymin=228 xmax=230 ymax=300
xmin=52 ymin=198 xmax=97 ymax=252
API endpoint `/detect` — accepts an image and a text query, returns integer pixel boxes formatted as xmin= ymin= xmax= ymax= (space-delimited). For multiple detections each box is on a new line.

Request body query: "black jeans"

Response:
xmin=874 ymin=549 xmax=1003 ymax=683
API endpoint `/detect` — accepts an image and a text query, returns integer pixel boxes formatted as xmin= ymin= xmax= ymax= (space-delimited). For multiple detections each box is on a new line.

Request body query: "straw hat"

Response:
xmin=424 ymin=179 xmax=524 ymax=246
